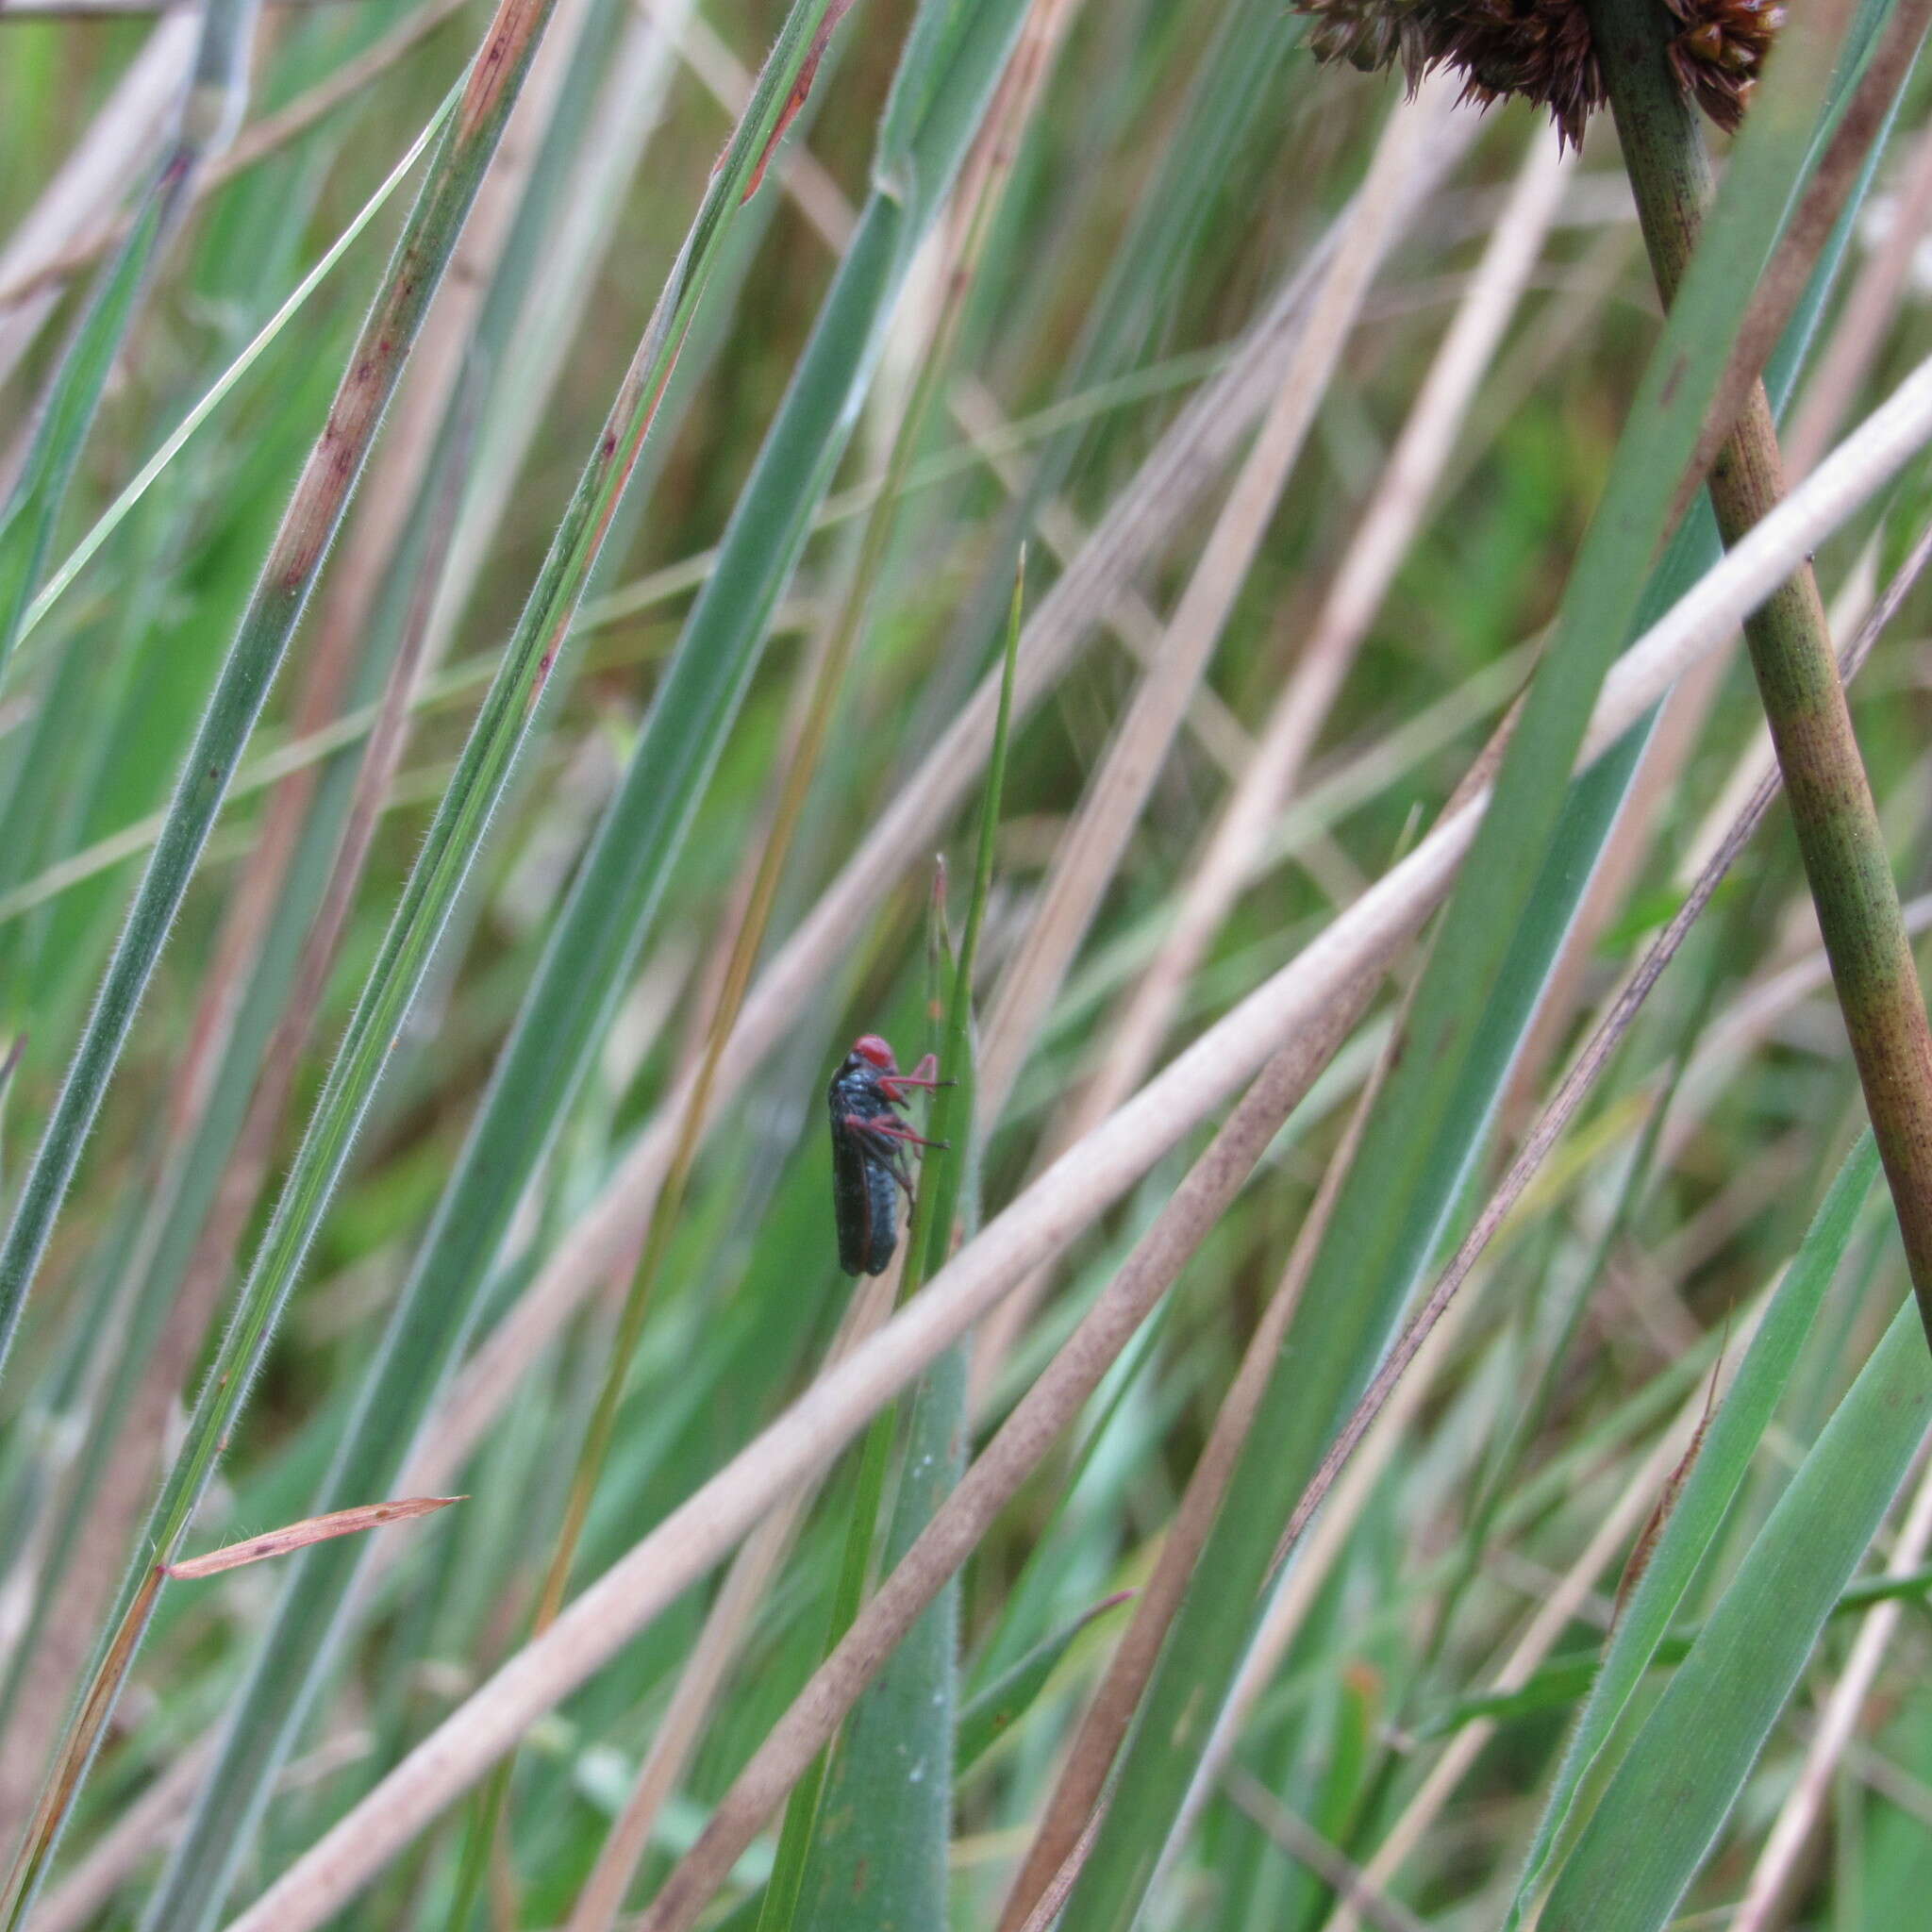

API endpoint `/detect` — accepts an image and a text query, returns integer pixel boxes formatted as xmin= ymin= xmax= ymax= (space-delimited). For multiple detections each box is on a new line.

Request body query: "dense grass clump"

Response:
xmin=3 ymin=3 xmax=1932 ymax=1930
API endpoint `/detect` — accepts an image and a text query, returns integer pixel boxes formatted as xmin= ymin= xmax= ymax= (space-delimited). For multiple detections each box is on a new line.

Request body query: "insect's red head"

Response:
xmin=851 ymin=1034 xmax=897 ymax=1072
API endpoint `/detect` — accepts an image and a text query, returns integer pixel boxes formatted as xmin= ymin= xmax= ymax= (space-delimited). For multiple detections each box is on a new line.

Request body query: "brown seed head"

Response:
xmin=1297 ymin=0 xmax=1784 ymax=145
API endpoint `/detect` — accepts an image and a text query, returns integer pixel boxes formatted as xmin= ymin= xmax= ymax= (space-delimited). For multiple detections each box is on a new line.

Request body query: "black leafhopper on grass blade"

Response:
xmin=827 ymin=1033 xmax=951 ymax=1275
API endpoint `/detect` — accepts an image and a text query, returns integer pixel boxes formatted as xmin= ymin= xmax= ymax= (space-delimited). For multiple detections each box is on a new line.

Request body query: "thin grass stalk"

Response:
xmin=1788 ymin=120 xmax=1932 ymax=475
xmin=1668 ymin=0 xmax=1928 ymax=526
xmin=206 ymin=363 xmax=1932 ymax=1930
xmin=1082 ymin=119 xmax=1568 ymax=1129
xmin=0 ymin=0 xmax=258 ymax=677
xmin=0 ymin=373 xmax=479 ymax=1842
xmin=974 ymin=74 xmax=1451 ymax=1126
xmin=973 ymin=109 xmax=1564 ymax=1397
xmin=991 ymin=837 xmax=1441 ymax=1931
xmin=525 ymin=20 xmax=1006 ymax=1653
xmin=1057 ymin=8 xmax=1868 ymax=1916
xmin=0 ymin=16 xmax=193 ymax=386
xmin=0 ymin=0 xmax=557 ymax=1395
xmin=0 ymin=0 xmax=480 ymax=322
xmin=996 ymin=735 xmax=1517 ymax=1927
xmin=786 ymin=571 xmax=1023 ymax=1932
xmin=1275 ymin=509 xmax=1932 ymax=1629
xmin=1320 ymin=1413 xmax=1708 ymax=1932
xmin=13 ymin=98 xmax=464 ymax=657
xmin=442 ymin=15 xmax=1007 ymax=1897
xmin=1224 ymin=1774 xmax=1427 ymax=1932
xmin=564 ymin=1259 xmax=903 ymax=1932
xmin=0 ymin=2 xmax=590 ymax=1822
xmin=539 ymin=100 xmax=1033 ymax=1932
xmin=420 ymin=0 xmax=695 ymax=668
xmin=669 ymin=6 xmax=1251 ymax=771
xmin=142 ymin=6 xmax=1038 ymax=1924
xmin=756 ymin=1311 xmax=910 ymax=1932
xmin=1729 ymin=1450 xmax=1932 ymax=1926
xmin=25 ymin=8 xmax=855 ymax=1922
xmin=1588 ymin=0 xmax=1932 ymax=1349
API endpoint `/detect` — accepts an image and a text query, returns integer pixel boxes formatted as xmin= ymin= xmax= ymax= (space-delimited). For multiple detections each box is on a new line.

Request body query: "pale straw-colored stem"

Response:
xmin=975 ymin=73 xmax=1455 ymax=1124
xmin=974 ymin=113 xmax=1568 ymax=1395
xmin=0 ymin=16 xmax=194 ymax=392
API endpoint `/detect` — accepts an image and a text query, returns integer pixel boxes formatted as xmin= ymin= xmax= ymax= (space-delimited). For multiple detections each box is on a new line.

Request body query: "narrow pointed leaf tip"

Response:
xmin=163 ymin=1496 xmax=465 ymax=1580
xmin=741 ymin=0 xmax=860 ymax=200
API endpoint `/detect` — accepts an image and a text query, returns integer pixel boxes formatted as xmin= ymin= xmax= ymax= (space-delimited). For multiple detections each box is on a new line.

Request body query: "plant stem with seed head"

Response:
xmin=1588 ymin=0 xmax=1932 ymax=1349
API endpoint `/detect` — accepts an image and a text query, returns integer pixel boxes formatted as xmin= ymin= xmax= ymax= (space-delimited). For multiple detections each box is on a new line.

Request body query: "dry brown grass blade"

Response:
xmin=1787 ymin=115 xmax=1932 ymax=477
xmin=164 ymin=1498 xmax=463 ymax=1580
xmin=974 ymin=73 xmax=1455 ymax=1128
xmin=973 ymin=112 xmax=1567 ymax=1397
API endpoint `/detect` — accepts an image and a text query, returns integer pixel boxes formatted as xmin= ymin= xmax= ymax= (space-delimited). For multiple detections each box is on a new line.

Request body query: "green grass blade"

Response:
xmin=1540 ymin=1280 xmax=1932 ymax=1932
xmin=132 ymin=5 xmax=1033 ymax=1925
xmin=0 ymin=0 xmax=263 ymax=681
xmin=14 ymin=84 xmax=457 ymax=653
xmin=0 ymin=0 xmax=561 ymax=1396
xmin=1060 ymin=23 xmax=1869 ymax=1926
xmin=957 ymin=1591 xmax=1132 ymax=1777
xmin=795 ymin=1346 xmax=965 ymax=1932
xmin=0 ymin=175 xmax=175 ymax=681
xmin=1508 ymin=1135 xmax=1882 ymax=1921
xmin=793 ymin=563 xmax=1020 ymax=1932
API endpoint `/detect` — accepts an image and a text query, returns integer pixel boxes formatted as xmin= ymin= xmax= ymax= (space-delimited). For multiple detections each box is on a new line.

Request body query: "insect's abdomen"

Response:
xmin=832 ymin=1133 xmax=899 ymax=1274
xmin=829 ymin=1066 xmax=900 ymax=1275
xmin=855 ymin=1158 xmax=899 ymax=1274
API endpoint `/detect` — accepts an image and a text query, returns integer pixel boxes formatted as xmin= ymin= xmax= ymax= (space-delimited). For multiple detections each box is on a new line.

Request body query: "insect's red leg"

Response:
xmin=840 ymin=1113 xmax=950 ymax=1153
xmin=878 ymin=1055 xmax=955 ymax=1102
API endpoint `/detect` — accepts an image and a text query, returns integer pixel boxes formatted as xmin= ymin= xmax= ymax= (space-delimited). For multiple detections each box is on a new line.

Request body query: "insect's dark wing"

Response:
xmin=860 ymin=1155 xmax=900 ymax=1274
xmin=830 ymin=1114 xmax=877 ymax=1276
